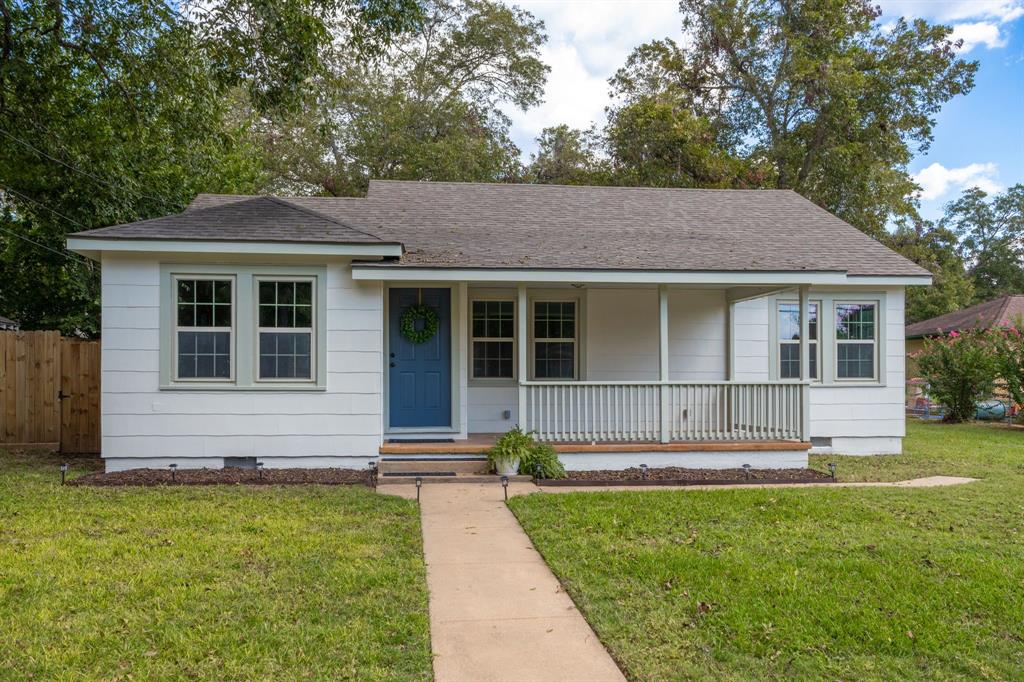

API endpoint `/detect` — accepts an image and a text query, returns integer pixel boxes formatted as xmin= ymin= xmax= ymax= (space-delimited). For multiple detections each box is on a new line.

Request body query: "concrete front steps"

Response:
xmin=377 ymin=454 xmax=531 ymax=484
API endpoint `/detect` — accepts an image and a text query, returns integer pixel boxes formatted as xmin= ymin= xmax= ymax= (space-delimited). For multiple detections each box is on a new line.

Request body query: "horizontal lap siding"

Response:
xmin=100 ymin=256 xmax=384 ymax=461
xmin=467 ymin=385 xmax=518 ymax=433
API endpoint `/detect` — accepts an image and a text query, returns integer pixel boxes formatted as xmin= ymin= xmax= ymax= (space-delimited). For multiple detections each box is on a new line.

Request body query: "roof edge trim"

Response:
xmin=67 ymin=237 xmax=403 ymax=260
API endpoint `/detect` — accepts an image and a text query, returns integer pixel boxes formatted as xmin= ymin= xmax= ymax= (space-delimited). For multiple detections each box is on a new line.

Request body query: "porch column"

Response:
xmin=659 ymin=285 xmax=670 ymax=443
xmin=799 ymin=285 xmax=811 ymax=442
xmin=517 ymin=284 xmax=528 ymax=430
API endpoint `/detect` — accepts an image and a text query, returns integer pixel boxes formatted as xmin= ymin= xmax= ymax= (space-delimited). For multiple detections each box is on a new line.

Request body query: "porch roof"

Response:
xmin=70 ymin=181 xmax=929 ymax=281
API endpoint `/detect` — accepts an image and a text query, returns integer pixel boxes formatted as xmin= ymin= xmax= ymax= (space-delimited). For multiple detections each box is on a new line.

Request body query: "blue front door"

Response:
xmin=388 ymin=288 xmax=452 ymax=428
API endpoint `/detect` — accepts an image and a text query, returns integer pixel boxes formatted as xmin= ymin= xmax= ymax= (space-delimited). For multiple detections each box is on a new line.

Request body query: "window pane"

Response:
xmin=535 ymin=341 xmax=574 ymax=378
xmin=177 ymin=304 xmax=194 ymax=327
xmin=277 ymin=306 xmax=294 ymax=328
xmin=780 ymin=344 xmax=800 ymax=379
xmin=810 ymin=342 xmax=818 ymax=380
xmin=177 ymin=331 xmax=230 ymax=379
xmin=195 ymin=304 xmax=213 ymax=327
xmin=196 ymin=280 xmax=213 ymax=303
xmin=258 ymin=332 xmax=312 ymax=379
xmin=535 ymin=302 xmax=575 ymax=339
xmin=177 ymin=279 xmax=195 ymax=304
xmin=278 ymin=282 xmax=294 ymax=304
xmin=473 ymin=341 xmax=513 ymax=378
xmin=472 ymin=301 xmax=513 ymax=340
xmin=295 ymin=306 xmax=312 ymax=327
xmin=214 ymin=281 xmax=232 ymax=304
xmin=259 ymin=281 xmax=276 ymax=304
xmin=836 ymin=303 xmax=876 ymax=341
xmin=837 ymin=343 xmax=874 ymax=379
xmin=214 ymin=304 xmax=231 ymax=327
xmin=778 ymin=302 xmax=818 ymax=341
xmin=259 ymin=305 xmax=276 ymax=327
xmin=295 ymin=282 xmax=312 ymax=305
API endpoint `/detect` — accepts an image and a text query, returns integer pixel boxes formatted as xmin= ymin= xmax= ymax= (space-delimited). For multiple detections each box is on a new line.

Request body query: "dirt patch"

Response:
xmin=69 ymin=467 xmax=372 ymax=487
xmin=542 ymin=466 xmax=833 ymax=486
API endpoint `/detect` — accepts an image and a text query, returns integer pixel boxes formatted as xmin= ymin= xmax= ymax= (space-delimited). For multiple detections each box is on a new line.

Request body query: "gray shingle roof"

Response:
xmin=72 ymin=196 xmax=390 ymax=244
xmin=74 ymin=180 xmax=929 ymax=277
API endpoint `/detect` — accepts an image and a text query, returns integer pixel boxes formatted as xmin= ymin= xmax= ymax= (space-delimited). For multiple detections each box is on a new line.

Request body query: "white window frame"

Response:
xmin=469 ymin=297 xmax=516 ymax=382
xmin=253 ymin=275 xmax=317 ymax=384
xmin=529 ymin=298 xmax=579 ymax=381
xmin=171 ymin=274 xmax=236 ymax=383
xmin=777 ymin=299 xmax=822 ymax=382
xmin=834 ymin=300 xmax=879 ymax=382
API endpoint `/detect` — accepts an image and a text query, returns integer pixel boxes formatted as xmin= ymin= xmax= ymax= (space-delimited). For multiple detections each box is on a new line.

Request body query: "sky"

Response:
xmin=504 ymin=0 xmax=1024 ymax=221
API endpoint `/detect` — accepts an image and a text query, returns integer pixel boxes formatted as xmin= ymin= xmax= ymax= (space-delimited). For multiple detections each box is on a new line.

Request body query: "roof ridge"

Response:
xmin=367 ymin=179 xmax=793 ymax=193
xmin=266 ymin=196 xmax=387 ymax=243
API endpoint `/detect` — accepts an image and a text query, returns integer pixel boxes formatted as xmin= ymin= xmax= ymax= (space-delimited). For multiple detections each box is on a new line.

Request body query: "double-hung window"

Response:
xmin=835 ymin=302 xmax=877 ymax=380
xmin=778 ymin=301 xmax=819 ymax=380
xmin=257 ymin=278 xmax=315 ymax=381
xmin=174 ymin=277 xmax=234 ymax=380
xmin=532 ymin=301 xmax=577 ymax=379
xmin=471 ymin=300 xmax=515 ymax=379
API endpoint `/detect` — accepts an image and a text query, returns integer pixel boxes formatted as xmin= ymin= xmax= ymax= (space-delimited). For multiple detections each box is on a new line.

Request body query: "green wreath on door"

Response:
xmin=400 ymin=304 xmax=439 ymax=344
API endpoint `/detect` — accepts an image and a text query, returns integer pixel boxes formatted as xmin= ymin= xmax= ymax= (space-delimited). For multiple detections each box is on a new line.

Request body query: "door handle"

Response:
xmin=390 ymin=352 xmax=395 ymax=358
xmin=390 ymin=362 xmax=396 ymax=368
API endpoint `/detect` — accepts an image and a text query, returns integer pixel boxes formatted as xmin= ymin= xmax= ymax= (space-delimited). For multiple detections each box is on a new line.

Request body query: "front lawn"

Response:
xmin=0 ymin=450 xmax=432 ymax=681
xmin=509 ymin=420 xmax=1024 ymax=680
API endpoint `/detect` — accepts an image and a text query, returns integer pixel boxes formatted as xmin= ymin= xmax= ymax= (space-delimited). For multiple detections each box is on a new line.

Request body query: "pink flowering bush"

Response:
xmin=916 ymin=329 xmax=999 ymax=422
xmin=990 ymin=324 xmax=1024 ymax=410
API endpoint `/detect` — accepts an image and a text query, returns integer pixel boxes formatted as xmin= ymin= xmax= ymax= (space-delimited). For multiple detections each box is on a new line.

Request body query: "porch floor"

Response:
xmin=380 ymin=434 xmax=809 ymax=455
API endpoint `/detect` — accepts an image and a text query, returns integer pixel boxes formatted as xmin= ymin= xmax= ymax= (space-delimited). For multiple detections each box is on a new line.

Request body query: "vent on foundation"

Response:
xmin=224 ymin=456 xmax=258 ymax=469
xmin=810 ymin=437 xmax=832 ymax=448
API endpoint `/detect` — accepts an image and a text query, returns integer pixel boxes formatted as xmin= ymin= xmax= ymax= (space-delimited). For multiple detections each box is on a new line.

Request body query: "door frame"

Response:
xmin=383 ymin=284 xmax=461 ymax=434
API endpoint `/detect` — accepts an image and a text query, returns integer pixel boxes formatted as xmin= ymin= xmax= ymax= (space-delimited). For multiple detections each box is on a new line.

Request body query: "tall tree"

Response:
xmin=940 ymin=184 xmax=1024 ymax=303
xmin=0 ymin=0 xmax=422 ymax=334
xmin=525 ymin=125 xmax=609 ymax=186
xmin=887 ymin=222 xmax=974 ymax=323
xmin=610 ymin=0 xmax=977 ymax=236
xmin=259 ymin=0 xmax=548 ymax=196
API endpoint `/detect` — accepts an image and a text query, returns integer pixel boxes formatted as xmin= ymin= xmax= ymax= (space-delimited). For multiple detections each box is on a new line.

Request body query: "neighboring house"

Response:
xmin=67 ymin=181 xmax=930 ymax=472
xmin=0 ymin=315 xmax=19 ymax=331
xmin=906 ymin=295 xmax=1024 ymax=377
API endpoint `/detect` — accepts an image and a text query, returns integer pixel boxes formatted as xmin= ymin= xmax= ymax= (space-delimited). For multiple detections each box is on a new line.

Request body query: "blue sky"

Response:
xmin=505 ymin=1 xmax=1024 ymax=221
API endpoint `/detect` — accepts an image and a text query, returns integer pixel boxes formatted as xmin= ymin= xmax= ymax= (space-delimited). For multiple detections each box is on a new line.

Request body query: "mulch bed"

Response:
xmin=539 ymin=466 xmax=833 ymax=487
xmin=68 ymin=467 xmax=372 ymax=487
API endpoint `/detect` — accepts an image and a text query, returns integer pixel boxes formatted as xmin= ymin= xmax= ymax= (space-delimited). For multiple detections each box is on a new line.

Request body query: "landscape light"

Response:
xmin=415 ymin=476 xmax=422 ymax=503
xmin=828 ymin=462 xmax=837 ymax=481
xmin=501 ymin=475 xmax=509 ymax=501
xmin=60 ymin=463 xmax=68 ymax=486
xmin=640 ymin=463 xmax=648 ymax=481
xmin=169 ymin=463 xmax=177 ymax=483
xmin=742 ymin=463 xmax=751 ymax=481
xmin=257 ymin=461 xmax=264 ymax=480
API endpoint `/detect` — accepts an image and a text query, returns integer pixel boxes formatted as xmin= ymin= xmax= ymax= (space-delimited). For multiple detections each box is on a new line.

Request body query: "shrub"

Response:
xmin=518 ymin=442 xmax=566 ymax=479
xmin=990 ymin=324 xmax=1024 ymax=411
xmin=487 ymin=426 xmax=566 ymax=479
xmin=916 ymin=329 xmax=999 ymax=422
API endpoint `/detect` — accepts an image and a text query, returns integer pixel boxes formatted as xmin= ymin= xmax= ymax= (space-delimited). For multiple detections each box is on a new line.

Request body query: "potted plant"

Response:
xmin=487 ymin=426 xmax=533 ymax=475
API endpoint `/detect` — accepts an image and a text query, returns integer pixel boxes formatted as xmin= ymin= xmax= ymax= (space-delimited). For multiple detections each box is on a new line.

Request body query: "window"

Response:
xmin=257 ymin=279 xmax=315 ymax=381
xmin=175 ymin=277 xmax=233 ymax=380
xmin=533 ymin=301 xmax=576 ymax=379
xmin=471 ymin=300 xmax=514 ymax=379
xmin=835 ymin=302 xmax=877 ymax=380
xmin=778 ymin=301 xmax=819 ymax=380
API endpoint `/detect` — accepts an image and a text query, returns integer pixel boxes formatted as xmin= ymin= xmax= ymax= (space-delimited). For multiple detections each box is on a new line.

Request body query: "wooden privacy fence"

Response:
xmin=0 ymin=330 xmax=100 ymax=453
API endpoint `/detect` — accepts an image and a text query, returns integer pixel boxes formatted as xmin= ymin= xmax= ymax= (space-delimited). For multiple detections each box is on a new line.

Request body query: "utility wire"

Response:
xmin=0 ymin=128 xmax=179 ymax=211
xmin=0 ymin=224 xmax=90 ymax=265
xmin=2 ymin=187 xmax=92 ymax=230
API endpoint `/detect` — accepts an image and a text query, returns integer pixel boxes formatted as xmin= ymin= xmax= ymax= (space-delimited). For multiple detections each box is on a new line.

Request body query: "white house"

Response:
xmin=68 ymin=181 xmax=930 ymax=473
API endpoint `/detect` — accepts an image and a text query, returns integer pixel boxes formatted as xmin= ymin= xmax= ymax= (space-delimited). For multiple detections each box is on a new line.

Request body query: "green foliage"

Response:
xmin=399 ymin=303 xmax=439 ymax=344
xmin=940 ymin=184 xmax=1024 ymax=303
xmin=525 ymin=125 xmax=611 ymax=186
xmin=509 ymin=420 xmax=1024 ymax=679
xmin=0 ymin=449 xmax=432 ymax=679
xmin=989 ymin=323 xmax=1024 ymax=411
xmin=608 ymin=1 xmax=977 ymax=236
xmin=487 ymin=425 xmax=565 ymax=478
xmin=916 ymin=329 xmax=999 ymax=422
xmin=887 ymin=222 xmax=975 ymax=323
xmin=518 ymin=441 xmax=566 ymax=480
xmin=259 ymin=0 xmax=548 ymax=196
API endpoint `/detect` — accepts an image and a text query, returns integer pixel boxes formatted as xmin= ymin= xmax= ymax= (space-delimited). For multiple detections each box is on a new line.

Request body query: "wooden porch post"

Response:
xmin=659 ymin=285 xmax=670 ymax=443
xmin=799 ymin=285 xmax=811 ymax=442
xmin=517 ymin=284 xmax=528 ymax=429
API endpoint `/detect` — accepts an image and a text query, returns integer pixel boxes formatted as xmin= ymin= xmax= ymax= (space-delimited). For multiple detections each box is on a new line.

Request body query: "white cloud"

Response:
xmin=504 ymin=0 xmax=680 ymax=156
xmin=913 ymin=162 xmax=1002 ymax=201
xmin=878 ymin=0 xmax=1023 ymax=52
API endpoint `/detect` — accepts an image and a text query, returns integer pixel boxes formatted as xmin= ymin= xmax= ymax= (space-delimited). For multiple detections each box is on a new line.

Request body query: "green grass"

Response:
xmin=509 ymin=421 xmax=1024 ymax=680
xmin=0 ymin=451 xmax=432 ymax=681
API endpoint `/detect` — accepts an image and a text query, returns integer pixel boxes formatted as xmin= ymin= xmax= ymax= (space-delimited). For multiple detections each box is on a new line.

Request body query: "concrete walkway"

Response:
xmin=384 ymin=482 xmax=625 ymax=682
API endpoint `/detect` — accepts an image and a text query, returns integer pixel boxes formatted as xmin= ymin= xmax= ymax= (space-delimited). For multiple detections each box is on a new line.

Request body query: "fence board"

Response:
xmin=0 ymin=331 xmax=100 ymax=453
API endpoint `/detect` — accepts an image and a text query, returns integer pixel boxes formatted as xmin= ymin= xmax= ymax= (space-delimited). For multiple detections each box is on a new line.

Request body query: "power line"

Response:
xmin=0 ymin=128 xmax=179 ymax=211
xmin=0 ymin=224 xmax=90 ymax=265
xmin=2 ymin=187 xmax=92 ymax=230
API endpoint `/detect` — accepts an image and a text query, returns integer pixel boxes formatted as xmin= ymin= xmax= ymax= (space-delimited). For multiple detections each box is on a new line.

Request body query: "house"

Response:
xmin=67 ymin=181 xmax=930 ymax=472
xmin=906 ymin=295 xmax=1024 ymax=375
xmin=0 ymin=315 xmax=19 ymax=331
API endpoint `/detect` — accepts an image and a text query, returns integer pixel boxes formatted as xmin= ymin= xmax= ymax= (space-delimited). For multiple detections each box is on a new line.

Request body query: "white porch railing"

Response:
xmin=522 ymin=381 xmax=809 ymax=443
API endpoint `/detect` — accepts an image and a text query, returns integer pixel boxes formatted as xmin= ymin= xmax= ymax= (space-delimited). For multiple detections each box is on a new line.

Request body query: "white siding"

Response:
xmin=100 ymin=255 xmax=384 ymax=467
xmin=467 ymin=385 xmax=519 ymax=433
